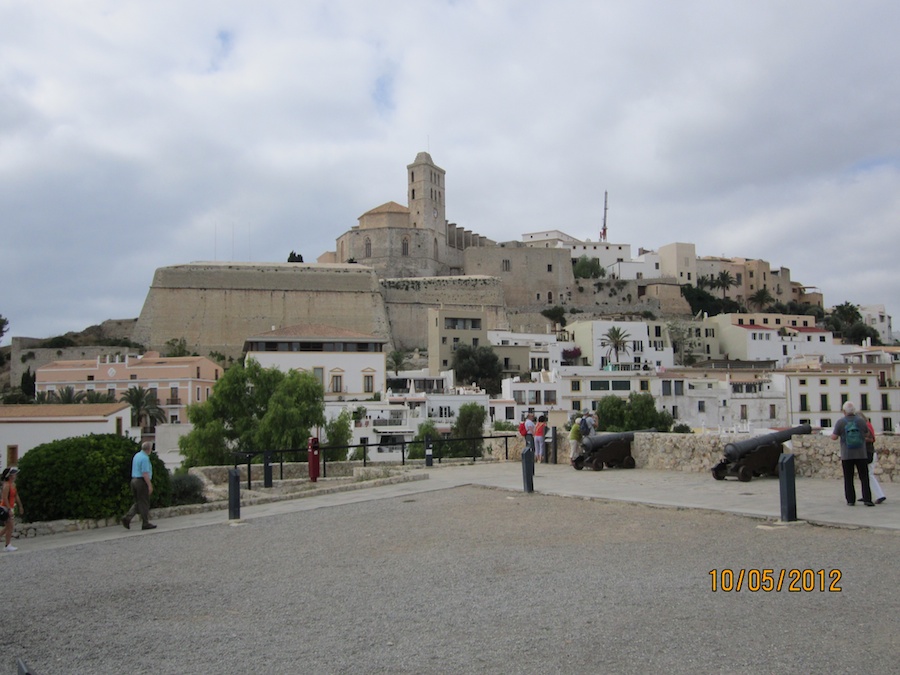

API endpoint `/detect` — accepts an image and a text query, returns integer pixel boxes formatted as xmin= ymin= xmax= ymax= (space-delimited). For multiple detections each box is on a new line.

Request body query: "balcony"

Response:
xmin=166 ymin=398 xmax=182 ymax=405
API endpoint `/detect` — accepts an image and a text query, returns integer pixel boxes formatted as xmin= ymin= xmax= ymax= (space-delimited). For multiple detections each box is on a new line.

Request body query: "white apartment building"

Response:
xmin=569 ymin=319 xmax=675 ymax=371
xmin=244 ymin=324 xmax=389 ymax=401
xmin=859 ymin=304 xmax=894 ymax=345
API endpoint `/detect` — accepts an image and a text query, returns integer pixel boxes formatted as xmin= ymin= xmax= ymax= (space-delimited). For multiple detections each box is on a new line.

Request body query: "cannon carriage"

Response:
xmin=711 ymin=424 xmax=812 ymax=482
xmin=572 ymin=430 xmax=654 ymax=471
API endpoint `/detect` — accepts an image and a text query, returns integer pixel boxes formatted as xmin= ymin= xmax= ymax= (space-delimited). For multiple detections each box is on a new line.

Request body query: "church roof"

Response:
xmin=360 ymin=201 xmax=409 ymax=217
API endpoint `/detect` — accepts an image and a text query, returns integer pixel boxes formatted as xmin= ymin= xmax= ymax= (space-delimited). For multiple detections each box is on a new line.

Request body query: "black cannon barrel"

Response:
xmin=582 ymin=429 xmax=656 ymax=452
xmin=723 ymin=424 xmax=812 ymax=462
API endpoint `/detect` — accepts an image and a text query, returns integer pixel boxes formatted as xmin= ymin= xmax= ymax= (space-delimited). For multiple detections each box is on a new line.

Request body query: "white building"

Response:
xmin=0 ymin=403 xmax=138 ymax=471
xmin=243 ymin=324 xmax=389 ymax=401
xmin=859 ymin=304 xmax=894 ymax=345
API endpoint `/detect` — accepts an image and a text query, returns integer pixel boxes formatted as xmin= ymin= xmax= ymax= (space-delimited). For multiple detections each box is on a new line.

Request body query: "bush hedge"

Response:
xmin=16 ymin=434 xmax=171 ymax=522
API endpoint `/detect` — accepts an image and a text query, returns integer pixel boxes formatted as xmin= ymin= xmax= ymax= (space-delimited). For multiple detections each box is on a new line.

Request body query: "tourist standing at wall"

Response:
xmin=1 ymin=467 xmax=24 ymax=552
xmin=122 ymin=441 xmax=157 ymax=530
xmin=830 ymin=402 xmax=874 ymax=506
xmin=568 ymin=415 xmax=583 ymax=465
xmin=862 ymin=416 xmax=886 ymax=504
xmin=534 ymin=415 xmax=547 ymax=464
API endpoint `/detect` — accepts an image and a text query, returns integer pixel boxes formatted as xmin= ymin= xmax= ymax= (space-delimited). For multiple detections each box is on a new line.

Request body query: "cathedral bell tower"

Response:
xmin=407 ymin=152 xmax=446 ymax=232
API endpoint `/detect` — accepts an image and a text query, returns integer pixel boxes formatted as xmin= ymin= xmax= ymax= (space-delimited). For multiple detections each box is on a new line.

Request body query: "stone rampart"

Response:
xmin=381 ymin=275 xmax=508 ymax=350
xmin=132 ymin=262 xmax=392 ymax=358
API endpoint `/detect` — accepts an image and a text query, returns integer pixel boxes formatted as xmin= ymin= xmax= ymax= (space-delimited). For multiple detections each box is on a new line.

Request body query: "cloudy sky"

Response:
xmin=2 ymin=1 xmax=899 ymax=346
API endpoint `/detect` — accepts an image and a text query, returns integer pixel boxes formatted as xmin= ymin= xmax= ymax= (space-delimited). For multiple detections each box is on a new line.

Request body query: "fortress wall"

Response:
xmin=133 ymin=263 xmax=390 ymax=358
xmin=381 ymin=276 xmax=508 ymax=350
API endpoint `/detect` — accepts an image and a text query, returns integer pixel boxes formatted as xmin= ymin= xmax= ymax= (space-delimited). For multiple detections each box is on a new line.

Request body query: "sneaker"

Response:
xmin=141 ymin=523 xmax=157 ymax=530
xmin=863 ymin=501 xmax=875 ymax=507
xmin=122 ymin=517 xmax=131 ymax=530
xmin=4 ymin=545 xmax=17 ymax=552
xmin=876 ymin=497 xmax=886 ymax=504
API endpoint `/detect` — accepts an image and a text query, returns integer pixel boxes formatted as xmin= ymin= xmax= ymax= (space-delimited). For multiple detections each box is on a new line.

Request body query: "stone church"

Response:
xmin=318 ymin=152 xmax=495 ymax=277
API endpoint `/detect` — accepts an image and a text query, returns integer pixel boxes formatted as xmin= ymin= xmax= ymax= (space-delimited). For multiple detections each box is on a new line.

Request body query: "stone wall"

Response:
xmin=487 ymin=431 xmax=898 ymax=482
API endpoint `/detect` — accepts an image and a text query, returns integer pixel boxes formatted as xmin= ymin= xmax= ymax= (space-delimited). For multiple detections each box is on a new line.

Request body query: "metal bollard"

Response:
xmin=228 ymin=468 xmax=241 ymax=520
xmin=263 ymin=450 xmax=273 ymax=488
xmin=521 ymin=447 xmax=534 ymax=493
xmin=778 ymin=453 xmax=797 ymax=522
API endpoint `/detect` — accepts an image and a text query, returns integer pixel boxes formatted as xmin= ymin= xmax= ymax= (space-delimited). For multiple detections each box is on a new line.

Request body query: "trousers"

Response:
xmin=126 ymin=478 xmax=151 ymax=525
xmin=841 ymin=458 xmax=872 ymax=504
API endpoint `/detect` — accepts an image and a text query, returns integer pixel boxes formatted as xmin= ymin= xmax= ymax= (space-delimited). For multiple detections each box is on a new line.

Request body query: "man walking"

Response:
xmin=123 ymin=441 xmax=157 ymax=530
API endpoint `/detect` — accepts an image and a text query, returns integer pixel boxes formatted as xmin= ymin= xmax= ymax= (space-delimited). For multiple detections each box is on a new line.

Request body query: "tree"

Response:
xmin=844 ymin=322 xmax=881 ymax=346
xmin=179 ymin=359 xmax=326 ymax=467
xmin=256 ymin=370 xmax=327 ymax=453
xmin=666 ymin=319 xmax=702 ymax=366
xmin=0 ymin=314 xmax=7 ymax=342
xmin=55 ymin=386 xmax=86 ymax=404
xmin=714 ymin=270 xmax=738 ymax=299
xmin=449 ymin=402 xmax=487 ymax=457
xmin=164 ymin=337 xmax=192 ymax=357
xmin=748 ymin=288 xmax=775 ymax=312
xmin=541 ymin=305 xmax=567 ymax=328
xmin=601 ymin=326 xmax=631 ymax=364
xmin=287 ymin=250 xmax=304 ymax=262
xmin=120 ymin=386 xmax=167 ymax=429
xmin=20 ymin=367 xmax=36 ymax=398
xmin=573 ymin=256 xmax=604 ymax=279
xmin=85 ymin=390 xmax=117 ymax=404
xmin=324 ymin=409 xmax=353 ymax=460
xmin=451 ymin=345 xmax=503 ymax=395
xmin=386 ymin=350 xmax=409 ymax=376
xmin=596 ymin=396 xmax=627 ymax=431
xmin=596 ymin=393 xmax=672 ymax=433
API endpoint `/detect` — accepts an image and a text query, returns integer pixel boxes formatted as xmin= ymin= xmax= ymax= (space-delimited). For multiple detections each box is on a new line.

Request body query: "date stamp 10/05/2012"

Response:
xmin=709 ymin=568 xmax=842 ymax=593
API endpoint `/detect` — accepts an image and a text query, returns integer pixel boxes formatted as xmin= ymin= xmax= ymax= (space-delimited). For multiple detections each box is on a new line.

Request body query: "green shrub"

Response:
xmin=17 ymin=435 xmax=171 ymax=522
xmin=671 ymin=423 xmax=693 ymax=434
xmin=170 ymin=473 xmax=206 ymax=506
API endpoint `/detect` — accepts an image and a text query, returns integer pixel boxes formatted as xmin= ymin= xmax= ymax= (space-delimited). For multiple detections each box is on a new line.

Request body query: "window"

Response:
xmin=590 ymin=381 xmax=610 ymax=391
xmin=674 ymin=381 xmax=684 ymax=395
xmin=572 ymin=401 xmax=581 ymax=411
xmin=547 ymin=264 xmax=553 ymax=272
xmin=640 ymin=380 xmax=649 ymax=391
xmin=502 ymin=259 xmax=511 ymax=272
xmin=612 ymin=381 xmax=630 ymax=391
xmin=313 ymin=368 xmax=324 ymax=386
xmin=860 ymin=394 xmax=869 ymax=411
xmin=770 ymin=405 xmax=776 ymax=419
xmin=883 ymin=418 xmax=893 ymax=432
xmin=330 ymin=375 xmax=343 ymax=393
xmin=544 ymin=391 xmax=557 ymax=405
xmin=698 ymin=401 xmax=705 ymax=413
xmin=365 ymin=238 xmax=372 ymax=258
xmin=821 ymin=418 xmax=831 ymax=429
xmin=820 ymin=394 xmax=829 ymax=411
xmin=662 ymin=380 xmax=672 ymax=396
xmin=882 ymin=393 xmax=890 ymax=411
xmin=87 ymin=375 xmax=94 ymax=381
xmin=740 ymin=405 xmax=748 ymax=420
xmin=364 ymin=375 xmax=374 ymax=393
xmin=571 ymin=381 xmax=581 ymax=392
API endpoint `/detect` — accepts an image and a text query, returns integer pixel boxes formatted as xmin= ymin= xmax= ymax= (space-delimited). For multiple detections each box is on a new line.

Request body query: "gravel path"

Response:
xmin=7 ymin=486 xmax=899 ymax=674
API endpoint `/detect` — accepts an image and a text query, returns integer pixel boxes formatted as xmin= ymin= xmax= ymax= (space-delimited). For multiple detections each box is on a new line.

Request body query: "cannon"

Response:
xmin=711 ymin=424 xmax=812 ymax=482
xmin=573 ymin=430 xmax=654 ymax=471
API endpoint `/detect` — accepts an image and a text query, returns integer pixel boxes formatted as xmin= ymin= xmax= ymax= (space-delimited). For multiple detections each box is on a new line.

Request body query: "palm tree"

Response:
xmin=386 ymin=350 xmax=409 ymax=376
xmin=120 ymin=386 xmax=167 ymax=429
xmin=748 ymin=288 xmax=775 ymax=312
xmin=715 ymin=270 xmax=738 ymax=300
xmin=84 ymin=390 xmax=117 ymax=404
xmin=601 ymin=326 xmax=631 ymax=364
xmin=54 ymin=386 xmax=86 ymax=404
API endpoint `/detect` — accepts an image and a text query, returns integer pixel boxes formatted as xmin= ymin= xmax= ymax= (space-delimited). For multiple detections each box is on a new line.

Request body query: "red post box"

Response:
xmin=307 ymin=437 xmax=320 ymax=483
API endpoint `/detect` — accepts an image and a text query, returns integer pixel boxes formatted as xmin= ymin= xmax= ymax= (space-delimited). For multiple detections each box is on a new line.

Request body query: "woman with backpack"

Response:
xmin=830 ymin=402 xmax=874 ymax=506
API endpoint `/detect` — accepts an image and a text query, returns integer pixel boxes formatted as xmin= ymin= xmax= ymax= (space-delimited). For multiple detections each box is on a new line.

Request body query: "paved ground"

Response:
xmin=5 ymin=463 xmax=898 ymax=674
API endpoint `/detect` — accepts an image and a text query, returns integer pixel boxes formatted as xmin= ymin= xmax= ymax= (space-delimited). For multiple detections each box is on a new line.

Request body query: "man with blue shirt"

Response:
xmin=122 ymin=441 xmax=157 ymax=530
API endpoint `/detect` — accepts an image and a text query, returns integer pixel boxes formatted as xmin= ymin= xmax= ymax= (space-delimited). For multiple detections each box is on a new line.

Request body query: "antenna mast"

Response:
xmin=600 ymin=191 xmax=608 ymax=242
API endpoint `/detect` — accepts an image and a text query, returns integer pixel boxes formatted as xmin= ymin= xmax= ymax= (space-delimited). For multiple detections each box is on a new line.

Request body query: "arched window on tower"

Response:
xmin=364 ymin=238 xmax=372 ymax=258
xmin=402 ymin=238 xmax=409 ymax=256
xmin=434 ymin=238 xmax=438 ymax=260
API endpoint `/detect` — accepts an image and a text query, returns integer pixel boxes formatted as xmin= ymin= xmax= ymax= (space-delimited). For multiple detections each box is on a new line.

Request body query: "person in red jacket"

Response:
xmin=1 ymin=467 xmax=24 ymax=552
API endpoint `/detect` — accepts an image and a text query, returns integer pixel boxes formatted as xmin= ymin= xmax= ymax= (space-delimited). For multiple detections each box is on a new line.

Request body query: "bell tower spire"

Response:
xmin=407 ymin=152 xmax=446 ymax=231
